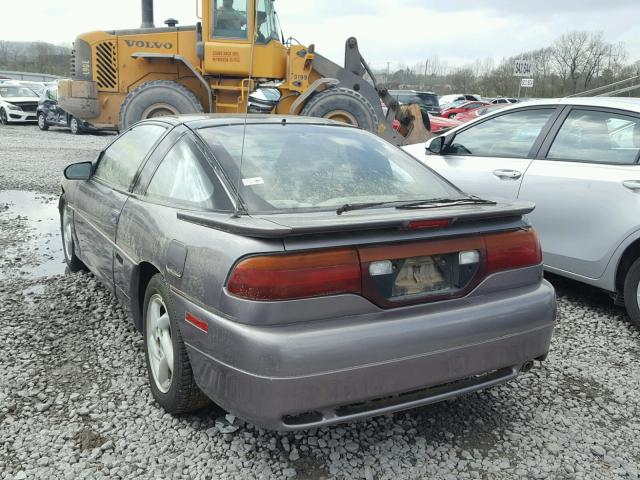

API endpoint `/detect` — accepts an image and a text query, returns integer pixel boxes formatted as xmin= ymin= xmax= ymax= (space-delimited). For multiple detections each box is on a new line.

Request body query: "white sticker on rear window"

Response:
xmin=242 ymin=177 xmax=265 ymax=186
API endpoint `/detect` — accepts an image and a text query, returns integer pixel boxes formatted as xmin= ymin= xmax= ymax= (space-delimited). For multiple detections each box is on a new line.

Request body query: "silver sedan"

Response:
xmin=405 ymin=97 xmax=640 ymax=327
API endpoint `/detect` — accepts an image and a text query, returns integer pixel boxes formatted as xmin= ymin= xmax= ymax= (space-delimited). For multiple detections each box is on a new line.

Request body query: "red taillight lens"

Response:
xmin=227 ymin=248 xmax=362 ymax=301
xmin=485 ymin=229 xmax=541 ymax=273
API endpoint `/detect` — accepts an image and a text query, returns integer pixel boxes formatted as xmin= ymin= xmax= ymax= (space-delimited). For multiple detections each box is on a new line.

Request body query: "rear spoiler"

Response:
xmin=176 ymin=201 xmax=535 ymax=239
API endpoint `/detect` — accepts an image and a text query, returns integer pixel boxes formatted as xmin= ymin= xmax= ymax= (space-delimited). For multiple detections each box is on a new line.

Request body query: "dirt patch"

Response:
xmin=74 ymin=429 xmax=108 ymax=451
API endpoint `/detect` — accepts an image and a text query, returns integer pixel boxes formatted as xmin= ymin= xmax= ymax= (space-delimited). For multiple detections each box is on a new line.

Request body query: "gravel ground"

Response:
xmin=1 ymin=124 xmax=639 ymax=480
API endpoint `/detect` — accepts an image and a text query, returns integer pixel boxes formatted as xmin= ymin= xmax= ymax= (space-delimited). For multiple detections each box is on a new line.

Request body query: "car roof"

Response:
xmin=137 ymin=114 xmax=354 ymax=129
xmin=509 ymin=97 xmax=640 ymax=113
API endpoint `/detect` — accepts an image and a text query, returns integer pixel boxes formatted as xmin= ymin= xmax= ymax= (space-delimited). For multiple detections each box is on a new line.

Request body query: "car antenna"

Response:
xmin=232 ymin=4 xmax=259 ymax=219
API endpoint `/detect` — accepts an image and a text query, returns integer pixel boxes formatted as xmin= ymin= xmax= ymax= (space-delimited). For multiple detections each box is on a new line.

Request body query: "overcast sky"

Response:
xmin=6 ymin=0 xmax=640 ymax=69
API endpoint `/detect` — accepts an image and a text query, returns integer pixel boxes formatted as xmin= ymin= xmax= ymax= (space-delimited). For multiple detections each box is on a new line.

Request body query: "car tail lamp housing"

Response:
xmin=227 ymin=248 xmax=361 ymax=301
xmin=485 ymin=229 xmax=541 ymax=274
xmin=227 ymin=229 xmax=541 ymax=305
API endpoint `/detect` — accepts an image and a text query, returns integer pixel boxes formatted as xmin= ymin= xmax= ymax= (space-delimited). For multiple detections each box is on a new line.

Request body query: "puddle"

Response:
xmin=0 ymin=190 xmax=66 ymax=279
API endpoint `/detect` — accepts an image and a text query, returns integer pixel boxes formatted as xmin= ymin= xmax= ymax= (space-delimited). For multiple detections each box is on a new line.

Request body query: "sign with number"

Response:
xmin=514 ymin=60 xmax=532 ymax=77
xmin=521 ymin=78 xmax=534 ymax=88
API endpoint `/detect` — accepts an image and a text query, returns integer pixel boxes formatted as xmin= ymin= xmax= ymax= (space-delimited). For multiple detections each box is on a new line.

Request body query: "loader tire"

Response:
xmin=119 ymin=80 xmax=204 ymax=131
xmin=300 ymin=87 xmax=378 ymax=133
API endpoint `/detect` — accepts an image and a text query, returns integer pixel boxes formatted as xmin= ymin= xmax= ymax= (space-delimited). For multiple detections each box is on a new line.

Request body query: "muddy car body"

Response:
xmin=59 ymin=115 xmax=556 ymax=430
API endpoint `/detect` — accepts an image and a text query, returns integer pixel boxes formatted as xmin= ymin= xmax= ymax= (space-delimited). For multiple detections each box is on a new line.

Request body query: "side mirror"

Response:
xmin=425 ymin=136 xmax=445 ymax=155
xmin=64 ymin=161 xmax=93 ymax=180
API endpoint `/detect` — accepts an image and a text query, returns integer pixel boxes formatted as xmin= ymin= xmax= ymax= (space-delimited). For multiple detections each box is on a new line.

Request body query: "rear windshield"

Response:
xmin=198 ymin=123 xmax=459 ymax=213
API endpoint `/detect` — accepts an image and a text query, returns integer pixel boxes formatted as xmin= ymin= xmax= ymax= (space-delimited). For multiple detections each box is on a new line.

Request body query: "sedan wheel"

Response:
xmin=142 ymin=274 xmax=210 ymax=413
xmin=70 ymin=117 xmax=81 ymax=135
xmin=38 ymin=113 xmax=49 ymax=131
xmin=146 ymin=294 xmax=174 ymax=394
xmin=622 ymin=256 xmax=640 ymax=329
xmin=0 ymin=109 xmax=8 ymax=125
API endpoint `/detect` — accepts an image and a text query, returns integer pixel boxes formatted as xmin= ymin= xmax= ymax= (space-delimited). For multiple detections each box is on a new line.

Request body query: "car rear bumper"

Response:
xmin=174 ymin=278 xmax=556 ymax=431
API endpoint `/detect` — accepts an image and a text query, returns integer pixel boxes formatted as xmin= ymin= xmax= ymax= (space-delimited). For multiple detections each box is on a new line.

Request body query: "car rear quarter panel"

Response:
xmin=113 ymin=198 xmax=284 ymax=325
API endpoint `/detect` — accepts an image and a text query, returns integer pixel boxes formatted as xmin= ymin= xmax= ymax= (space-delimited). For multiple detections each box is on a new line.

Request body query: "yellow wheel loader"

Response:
xmin=59 ymin=0 xmax=431 ymax=144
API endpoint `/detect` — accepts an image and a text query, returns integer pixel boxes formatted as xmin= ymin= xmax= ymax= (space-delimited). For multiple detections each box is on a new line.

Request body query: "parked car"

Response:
xmin=405 ymin=97 xmax=640 ymax=327
xmin=441 ymin=100 xmax=491 ymax=119
xmin=0 ymin=85 xmax=39 ymax=124
xmin=60 ymin=114 xmax=555 ymax=430
xmin=440 ymin=94 xmax=483 ymax=105
xmin=490 ymin=97 xmax=519 ymax=105
xmin=389 ymin=90 xmax=441 ymax=116
xmin=453 ymin=104 xmax=506 ymax=123
xmin=38 ymin=84 xmax=96 ymax=134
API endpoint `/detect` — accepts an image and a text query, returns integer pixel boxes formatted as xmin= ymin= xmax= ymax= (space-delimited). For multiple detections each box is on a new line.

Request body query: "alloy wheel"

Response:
xmin=146 ymin=294 xmax=174 ymax=394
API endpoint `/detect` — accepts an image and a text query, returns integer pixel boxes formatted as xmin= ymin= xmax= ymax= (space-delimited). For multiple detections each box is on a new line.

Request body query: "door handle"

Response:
xmin=493 ymin=169 xmax=522 ymax=180
xmin=622 ymin=180 xmax=640 ymax=191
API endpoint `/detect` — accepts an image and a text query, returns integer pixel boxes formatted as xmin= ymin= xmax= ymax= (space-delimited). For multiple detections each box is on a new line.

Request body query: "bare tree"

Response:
xmin=552 ymin=31 xmax=592 ymax=93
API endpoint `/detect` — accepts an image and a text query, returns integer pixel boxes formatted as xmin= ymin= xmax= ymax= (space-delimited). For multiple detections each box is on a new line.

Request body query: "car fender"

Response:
xmin=600 ymin=227 xmax=640 ymax=292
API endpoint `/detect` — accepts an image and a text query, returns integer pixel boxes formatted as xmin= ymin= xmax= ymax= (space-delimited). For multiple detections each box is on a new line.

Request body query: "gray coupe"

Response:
xmin=60 ymin=115 xmax=556 ymax=430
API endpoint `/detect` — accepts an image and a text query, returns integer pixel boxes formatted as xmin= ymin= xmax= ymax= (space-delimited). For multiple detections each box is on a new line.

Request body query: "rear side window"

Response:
xmin=547 ymin=109 xmax=640 ymax=165
xmin=447 ymin=108 xmax=554 ymax=158
xmin=94 ymin=124 xmax=166 ymax=191
xmin=146 ymin=136 xmax=231 ymax=211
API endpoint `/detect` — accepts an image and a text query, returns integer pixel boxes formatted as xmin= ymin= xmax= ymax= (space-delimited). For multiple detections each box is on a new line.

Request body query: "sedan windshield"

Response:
xmin=0 ymin=86 xmax=39 ymax=98
xmin=198 ymin=123 xmax=460 ymax=213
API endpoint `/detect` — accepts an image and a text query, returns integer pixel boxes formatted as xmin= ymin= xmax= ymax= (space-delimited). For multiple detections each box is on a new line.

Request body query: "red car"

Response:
xmin=393 ymin=114 xmax=461 ymax=133
xmin=452 ymin=104 xmax=506 ymax=123
xmin=440 ymin=101 xmax=490 ymax=119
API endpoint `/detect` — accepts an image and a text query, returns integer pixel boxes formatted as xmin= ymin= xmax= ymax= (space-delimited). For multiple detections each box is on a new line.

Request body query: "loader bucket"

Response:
xmin=396 ymin=104 xmax=436 ymax=145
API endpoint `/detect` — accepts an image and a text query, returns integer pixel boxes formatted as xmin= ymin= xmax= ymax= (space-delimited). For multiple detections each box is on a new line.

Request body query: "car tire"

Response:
xmin=623 ymin=257 xmax=640 ymax=328
xmin=38 ymin=112 xmax=49 ymax=131
xmin=300 ymin=87 xmax=379 ymax=133
xmin=60 ymin=201 xmax=86 ymax=272
xmin=143 ymin=273 xmax=210 ymax=414
xmin=0 ymin=108 xmax=8 ymax=125
xmin=69 ymin=117 xmax=82 ymax=135
xmin=119 ymin=80 xmax=204 ymax=131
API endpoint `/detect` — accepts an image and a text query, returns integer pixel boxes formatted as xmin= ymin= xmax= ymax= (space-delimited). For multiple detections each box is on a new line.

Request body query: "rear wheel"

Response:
xmin=119 ymin=80 xmax=204 ymax=131
xmin=69 ymin=116 xmax=82 ymax=135
xmin=143 ymin=274 xmax=210 ymax=413
xmin=300 ymin=87 xmax=378 ymax=133
xmin=0 ymin=109 xmax=8 ymax=125
xmin=623 ymin=257 xmax=640 ymax=328
xmin=38 ymin=112 xmax=49 ymax=130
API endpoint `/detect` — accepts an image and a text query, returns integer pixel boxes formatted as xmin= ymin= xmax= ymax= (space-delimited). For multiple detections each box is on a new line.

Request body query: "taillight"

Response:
xmin=227 ymin=248 xmax=361 ymax=301
xmin=485 ymin=229 xmax=541 ymax=273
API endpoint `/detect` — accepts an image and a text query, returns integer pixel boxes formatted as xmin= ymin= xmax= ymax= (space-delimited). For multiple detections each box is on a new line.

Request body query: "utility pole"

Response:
xmin=424 ymin=60 xmax=429 ymax=89
xmin=386 ymin=62 xmax=390 ymax=84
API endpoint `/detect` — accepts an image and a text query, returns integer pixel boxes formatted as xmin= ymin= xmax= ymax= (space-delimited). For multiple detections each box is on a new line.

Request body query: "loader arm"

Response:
xmin=310 ymin=37 xmax=430 ymax=145
xmin=309 ymin=38 xmax=401 ymax=144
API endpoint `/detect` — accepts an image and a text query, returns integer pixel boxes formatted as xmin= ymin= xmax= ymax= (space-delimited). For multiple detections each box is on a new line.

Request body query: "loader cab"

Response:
xmin=202 ymin=0 xmax=286 ymax=78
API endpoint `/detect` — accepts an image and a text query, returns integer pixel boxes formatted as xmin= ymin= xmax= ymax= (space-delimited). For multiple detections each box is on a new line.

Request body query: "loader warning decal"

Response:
xmin=212 ymin=51 xmax=241 ymax=63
